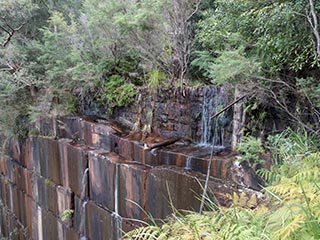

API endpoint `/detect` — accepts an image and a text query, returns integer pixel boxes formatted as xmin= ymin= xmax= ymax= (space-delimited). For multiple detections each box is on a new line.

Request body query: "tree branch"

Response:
xmin=186 ymin=0 xmax=202 ymax=23
xmin=210 ymin=94 xmax=247 ymax=119
xmin=1 ymin=20 xmax=27 ymax=48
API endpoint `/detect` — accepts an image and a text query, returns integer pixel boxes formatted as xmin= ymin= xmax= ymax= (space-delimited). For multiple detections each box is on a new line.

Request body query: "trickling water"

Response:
xmin=200 ymin=86 xmax=227 ymax=146
xmin=37 ymin=206 xmax=43 ymax=240
xmin=113 ymin=163 xmax=122 ymax=239
xmin=185 ymin=156 xmax=192 ymax=170
xmin=114 ymin=164 xmax=119 ymax=215
xmin=112 ymin=212 xmax=123 ymax=239
xmin=80 ymin=168 xmax=89 ymax=200
xmin=79 ymin=168 xmax=89 ymax=239
xmin=79 ymin=201 xmax=88 ymax=237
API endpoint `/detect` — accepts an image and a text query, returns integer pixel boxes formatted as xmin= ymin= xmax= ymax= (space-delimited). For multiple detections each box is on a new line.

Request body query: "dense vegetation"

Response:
xmin=1 ymin=0 xmax=320 ymax=239
xmin=0 ymin=0 xmax=320 ymax=137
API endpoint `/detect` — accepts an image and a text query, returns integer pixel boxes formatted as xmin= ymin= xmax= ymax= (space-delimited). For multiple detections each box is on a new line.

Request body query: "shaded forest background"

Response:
xmin=0 ymin=0 xmax=319 ymax=138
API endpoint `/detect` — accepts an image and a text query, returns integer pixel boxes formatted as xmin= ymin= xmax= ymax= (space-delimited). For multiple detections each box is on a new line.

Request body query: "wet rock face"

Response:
xmin=113 ymin=85 xmax=233 ymax=146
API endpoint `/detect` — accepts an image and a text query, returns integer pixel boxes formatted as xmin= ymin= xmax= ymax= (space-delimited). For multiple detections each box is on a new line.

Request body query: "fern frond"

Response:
xmin=272 ymin=214 xmax=305 ymax=240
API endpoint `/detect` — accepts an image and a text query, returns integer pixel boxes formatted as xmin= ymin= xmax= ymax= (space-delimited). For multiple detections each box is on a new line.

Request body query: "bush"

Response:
xmin=237 ymin=135 xmax=264 ymax=169
xmin=99 ymin=75 xmax=137 ymax=114
xmin=146 ymin=68 xmax=167 ymax=94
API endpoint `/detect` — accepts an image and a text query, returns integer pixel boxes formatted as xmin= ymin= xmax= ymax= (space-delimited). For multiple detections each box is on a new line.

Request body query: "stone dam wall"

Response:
xmin=0 ymin=85 xmax=264 ymax=239
xmin=0 ymin=115 xmax=248 ymax=240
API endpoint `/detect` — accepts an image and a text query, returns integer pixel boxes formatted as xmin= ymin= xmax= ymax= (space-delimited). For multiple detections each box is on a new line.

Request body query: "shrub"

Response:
xmin=237 ymin=135 xmax=264 ymax=169
xmin=99 ymin=75 xmax=137 ymax=114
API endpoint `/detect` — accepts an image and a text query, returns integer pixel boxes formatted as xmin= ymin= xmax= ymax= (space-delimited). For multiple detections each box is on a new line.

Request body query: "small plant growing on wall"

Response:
xmin=61 ymin=209 xmax=74 ymax=222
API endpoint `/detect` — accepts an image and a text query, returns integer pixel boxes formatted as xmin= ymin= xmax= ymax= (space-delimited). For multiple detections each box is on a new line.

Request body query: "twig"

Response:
xmin=199 ymin=138 xmax=215 ymax=214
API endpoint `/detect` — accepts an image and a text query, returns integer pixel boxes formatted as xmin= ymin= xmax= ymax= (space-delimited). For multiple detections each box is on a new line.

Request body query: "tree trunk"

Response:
xmin=231 ymin=85 xmax=245 ymax=150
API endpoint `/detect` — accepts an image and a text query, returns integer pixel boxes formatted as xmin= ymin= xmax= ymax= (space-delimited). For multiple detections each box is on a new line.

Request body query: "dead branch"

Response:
xmin=1 ymin=19 xmax=27 ymax=48
xmin=211 ymin=94 xmax=247 ymax=119
xmin=186 ymin=0 xmax=202 ymax=23
xmin=144 ymin=137 xmax=180 ymax=150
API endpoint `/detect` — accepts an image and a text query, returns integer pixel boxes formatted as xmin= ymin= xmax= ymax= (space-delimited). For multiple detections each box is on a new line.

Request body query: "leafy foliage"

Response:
xmin=61 ymin=209 xmax=74 ymax=222
xmin=192 ymin=0 xmax=320 ymax=132
xmin=237 ymin=136 xmax=264 ymax=168
xmin=99 ymin=75 xmax=137 ymax=113
xmin=146 ymin=68 xmax=167 ymax=94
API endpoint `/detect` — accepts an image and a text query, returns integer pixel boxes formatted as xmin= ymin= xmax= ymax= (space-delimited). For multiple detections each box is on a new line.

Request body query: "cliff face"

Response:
xmin=0 ymin=86 xmax=256 ymax=239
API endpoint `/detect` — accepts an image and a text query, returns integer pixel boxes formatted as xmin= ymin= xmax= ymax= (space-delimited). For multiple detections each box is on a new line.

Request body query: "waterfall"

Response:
xmin=200 ymin=96 xmax=214 ymax=145
xmin=200 ymin=86 xmax=227 ymax=146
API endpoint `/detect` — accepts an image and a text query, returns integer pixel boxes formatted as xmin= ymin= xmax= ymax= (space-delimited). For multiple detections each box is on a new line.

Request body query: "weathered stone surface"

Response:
xmin=47 ymin=138 xmax=62 ymax=185
xmin=38 ymin=137 xmax=49 ymax=178
xmin=79 ymin=119 xmax=96 ymax=147
xmin=12 ymin=139 xmax=29 ymax=168
xmin=59 ymin=140 xmax=88 ymax=197
xmin=88 ymin=150 xmax=116 ymax=211
xmin=57 ymin=116 xmax=80 ymax=140
xmin=56 ymin=185 xmax=73 ymax=227
xmin=36 ymin=176 xmax=48 ymax=210
xmin=12 ymin=187 xmax=20 ymax=221
xmin=146 ymin=166 xmax=203 ymax=219
xmin=12 ymin=164 xmax=33 ymax=195
xmin=6 ymin=182 xmax=13 ymax=212
xmin=94 ymin=123 xmax=117 ymax=151
xmin=41 ymin=211 xmax=58 ymax=240
xmin=32 ymin=137 xmax=62 ymax=185
xmin=145 ymin=166 xmax=235 ymax=219
xmin=133 ymin=142 xmax=159 ymax=165
xmin=119 ymin=163 xmax=149 ymax=220
xmin=59 ymin=139 xmax=72 ymax=189
xmin=30 ymin=136 xmax=41 ymax=174
xmin=0 ymin=157 xmax=7 ymax=176
xmin=24 ymin=195 xmax=34 ymax=239
xmin=32 ymin=205 xmax=42 ymax=240
xmin=0 ymin=206 xmax=9 ymax=238
xmin=0 ymin=176 xmax=8 ymax=206
xmin=158 ymin=150 xmax=177 ymax=166
xmin=5 ymin=159 xmax=14 ymax=184
xmin=60 ymin=223 xmax=80 ymax=240
xmin=118 ymin=137 xmax=134 ymax=160
xmin=36 ymin=117 xmax=58 ymax=137
xmin=85 ymin=201 xmax=118 ymax=240
xmin=0 ymin=85 xmax=261 ymax=240
xmin=73 ymin=196 xmax=86 ymax=235
xmin=23 ymin=168 xmax=33 ymax=197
